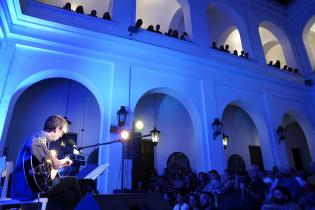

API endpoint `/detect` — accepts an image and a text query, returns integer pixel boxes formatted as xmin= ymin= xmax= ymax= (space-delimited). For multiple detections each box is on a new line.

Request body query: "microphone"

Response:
xmin=67 ymin=139 xmax=83 ymax=155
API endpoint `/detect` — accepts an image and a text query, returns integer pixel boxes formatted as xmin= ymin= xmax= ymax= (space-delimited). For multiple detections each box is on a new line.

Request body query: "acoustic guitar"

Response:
xmin=23 ymin=149 xmax=56 ymax=193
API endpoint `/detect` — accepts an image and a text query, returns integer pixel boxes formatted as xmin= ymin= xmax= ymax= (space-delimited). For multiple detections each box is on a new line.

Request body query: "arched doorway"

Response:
xmin=136 ymin=0 xmax=191 ymax=37
xmin=303 ymin=15 xmax=315 ymax=71
xmin=222 ymin=105 xmax=263 ymax=170
xmin=259 ymin=26 xmax=286 ymax=68
xmin=281 ymin=114 xmax=312 ymax=170
xmin=133 ymin=93 xmax=195 ymax=176
xmin=207 ymin=4 xmax=246 ymax=53
xmin=3 ymin=78 xmax=101 ymax=163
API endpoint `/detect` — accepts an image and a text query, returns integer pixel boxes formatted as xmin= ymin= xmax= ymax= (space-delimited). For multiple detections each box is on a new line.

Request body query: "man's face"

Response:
xmin=51 ymin=125 xmax=68 ymax=141
xmin=272 ymin=189 xmax=286 ymax=204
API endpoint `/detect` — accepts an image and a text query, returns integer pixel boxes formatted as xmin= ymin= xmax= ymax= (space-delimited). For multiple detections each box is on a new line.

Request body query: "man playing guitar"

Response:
xmin=11 ymin=115 xmax=82 ymax=210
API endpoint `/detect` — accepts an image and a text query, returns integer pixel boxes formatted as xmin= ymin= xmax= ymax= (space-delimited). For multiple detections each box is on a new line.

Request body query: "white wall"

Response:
xmin=37 ymin=0 xmax=111 ymax=17
xmin=136 ymin=0 xmax=181 ymax=33
xmin=222 ymin=105 xmax=260 ymax=171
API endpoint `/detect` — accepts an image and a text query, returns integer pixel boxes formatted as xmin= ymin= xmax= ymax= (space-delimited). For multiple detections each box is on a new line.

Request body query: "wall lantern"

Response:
xmin=212 ymin=118 xmax=222 ymax=139
xmin=150 ymin=127 xmax=160 ymax=145
xmin=276 ymin=126 xmax=286 ymax=143
xmin=117 ymin=106 xmax=128 ymax=127
xmin=222 ymin=133 xmax=228 ymax=150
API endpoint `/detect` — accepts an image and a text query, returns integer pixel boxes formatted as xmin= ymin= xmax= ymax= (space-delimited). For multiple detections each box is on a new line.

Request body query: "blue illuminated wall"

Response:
xmin=0 ymin=0 xmax=315 ymax=194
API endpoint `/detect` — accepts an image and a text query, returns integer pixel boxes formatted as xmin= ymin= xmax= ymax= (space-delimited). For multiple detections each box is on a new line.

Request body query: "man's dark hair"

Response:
xmin=43 ymin=115 xmax=68 ymax=132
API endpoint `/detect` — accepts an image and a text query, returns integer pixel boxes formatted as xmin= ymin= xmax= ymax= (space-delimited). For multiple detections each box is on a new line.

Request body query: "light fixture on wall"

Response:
xmin=110 ymin=106 xmax=129 ymax=133
xmin=151 ymin=94 xmax=160 ymax=145
xmin=212 ymin=118 xmax=222 ymax=139
xmin=222 ymin=133 xmax=228 ymax=150
xmin=276 ymin=126 xmax=286 ymax=143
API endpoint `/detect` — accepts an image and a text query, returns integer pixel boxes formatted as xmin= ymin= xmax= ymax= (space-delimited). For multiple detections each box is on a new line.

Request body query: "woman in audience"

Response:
xmin=173 ymin=191 xmax=190 ymax=210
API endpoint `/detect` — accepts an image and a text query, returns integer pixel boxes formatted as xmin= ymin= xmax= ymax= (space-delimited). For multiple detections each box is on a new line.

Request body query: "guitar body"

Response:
xmin=23 ymin=150 xmax=54 ymax=193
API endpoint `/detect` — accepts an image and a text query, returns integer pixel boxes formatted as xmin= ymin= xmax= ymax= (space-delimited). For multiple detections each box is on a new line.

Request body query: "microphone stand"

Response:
xmin=77 ymin=139 xmax=121 ymax=150
xmin=77 ymin=133 xmax=152 ymax=192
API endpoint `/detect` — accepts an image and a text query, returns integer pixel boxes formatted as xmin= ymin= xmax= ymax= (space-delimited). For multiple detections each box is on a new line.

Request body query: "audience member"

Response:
xmin=274 ymin=60 xmax=281 ymax=68
xmin=75 ymin=5 xmax=84 ymax=14
xmin=288 ymin=67 xmax=293 ymax=72
xmin=199 ymin=191 xmax=213 ymax=210
xmin=90 ymin=10 xmax=97 ymax=17
xmin=282 ymin=65 xmax=288 ymax=70
xmin=240 ymin=50 xmax=245 ymax=57
xmin=232 ymin=50 xmax=238 ymax=56
xmin=261 ymin=186 xmax=301 ymax=210
xmin=189 ymin=193 xmax=201 ymax=210
xmin=195 ymin=172 xmax=208 ymax=192
xmin=211 ymin=42 xmax=218 ymax=50
xmin=173 ymin=191 xmax=190 ymax=210
xmin=172 ymin=30 xmax=179 ymax=38
xmin=180 ymin=32 xmax=189 ymax=41
xmin=102 ymin=12 xmax=111 ymax=20
xmin=147 ymin=25 xmax=155 ymax=32
xmin=63 ymin=2 xmax=72 ymax=11
xmin=224 ymin=45 xmax=230 ymax=53
xmin=204 ymin=170 xmax=222 ymax=194
xmin=165 ymin=28 xmax=173 ymax=36
xmin=293 ymin=68 xmax=299 ymax=74
xmin=237 ymin=165 xmax=268 ymax=210
xmin=155 ymin=24 xmax=162 ymax=34
xmin=219 ymin=45 xmax=225 ymax=51
xmin=244 ymin=52 xmax=249 ymax=59
xmin=277 ymin=165 xmax=302 ymax=200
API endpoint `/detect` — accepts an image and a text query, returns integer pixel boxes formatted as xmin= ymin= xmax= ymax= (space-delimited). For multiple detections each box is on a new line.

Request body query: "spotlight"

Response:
xmin=135 ymin=120 xmax=144 ymax=131
xmin=120 ymin=130 xmax=130 ymax=140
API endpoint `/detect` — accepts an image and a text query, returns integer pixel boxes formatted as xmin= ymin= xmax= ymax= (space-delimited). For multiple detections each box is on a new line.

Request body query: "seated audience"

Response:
xmin=165 ymin=28 xmax=173 ymax=36
xmin=155 ymin=24 xmax=162 ymax=34
xmin=180 ymin=32 xmax=189 ymax=41
xmin=244 ymin=52 xmax=249 ymax=59
xmin=261 ymin=186 xmax=301 ymax=210
xmin=237 ymin=165 xmax=268 ymax=210
xmin=211 ymin=42 xmax=218 ymax=50
xmin=75 ymin=5 xmax=84 ymax=14
xmin=224 ymin=45 xmax=230 ymax=53
xmin=199 ymin=191 xmax=213 ymax=210
xmin=277 ymin=165 xmax=302 ymax=200
xmin=90 ymin=10 xmax=97 ymax=17
xmin=102 ymin=12 xmax=111 ymax=20
xmin=147 ymin=25 xmax=155 ymax=32
xmin=63 ymin=2 xmax=72 ymax=11
xmin=189 ymin=193 xmax=201 ymax=210
xmin=173 ymin=191 xmax=190 ymax=210
xmin=274 ymin=60 xmax=281 ymax=68
xmin=172 ymin=30 xmax=179 ymax=38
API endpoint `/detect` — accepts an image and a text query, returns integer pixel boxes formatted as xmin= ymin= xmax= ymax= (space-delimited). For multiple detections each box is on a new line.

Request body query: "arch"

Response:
xmin=302 ymin=15 xmax=315 ymax=71
xmin=133 ymin=87 xmax=208 ymax=173
xmin=206 ymin=2 xmax=250 ymax=53
xmin=220 ymin=99 xmax=275 ymax=169
xmin=222 ymin=104 xmax=262 ymax=170
xmin=280 ymin=110 xmax=315 ymax=162
xmin=259 ymin=21 xmax=297 ymax=68
xmin=169 ymin=8 xmax=185 ymax=34
xmin=0 ymin=70 xmax=104 ymax=154
xmin=136 ymin=0 xmax=192 ymax=38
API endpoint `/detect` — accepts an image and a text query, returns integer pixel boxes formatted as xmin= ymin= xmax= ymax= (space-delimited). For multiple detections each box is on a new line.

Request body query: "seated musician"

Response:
xmin=11 ymin=115 xmax=82 ymax=210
